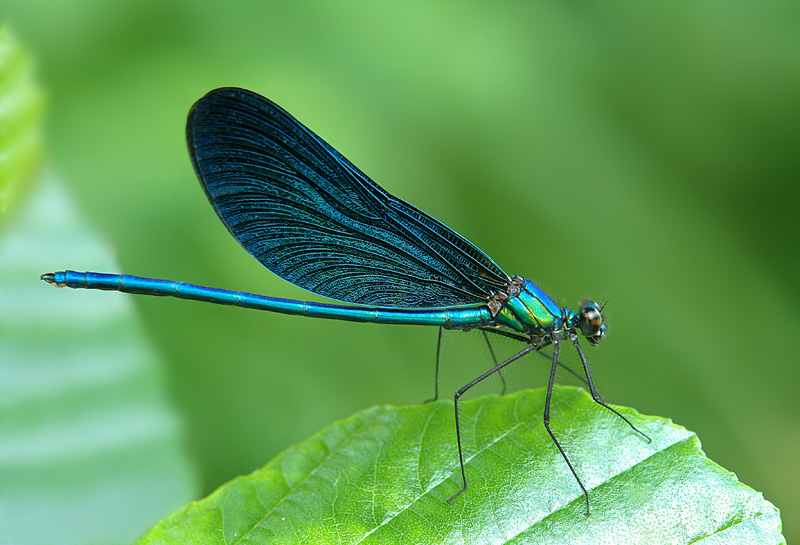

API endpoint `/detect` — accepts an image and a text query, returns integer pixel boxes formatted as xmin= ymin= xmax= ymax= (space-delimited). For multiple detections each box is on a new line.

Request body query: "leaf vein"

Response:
xmin=230 ymin=410 xmax=380 ymax=545
xmin=353 ymin=393 xmax=580 ymax=544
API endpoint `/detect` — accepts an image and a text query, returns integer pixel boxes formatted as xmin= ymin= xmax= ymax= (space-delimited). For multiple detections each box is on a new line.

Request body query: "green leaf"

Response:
xmin=137 ymin=387 xmax=783 ymax=544
xmin=0 ymin=24 xmax=43 ymax=213
xmin=0 ymin=176 xmax=197 ymax=544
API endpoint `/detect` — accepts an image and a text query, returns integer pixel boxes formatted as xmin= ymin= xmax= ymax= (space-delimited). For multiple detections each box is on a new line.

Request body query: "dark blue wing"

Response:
xmin=186 ymin=87 xmax=509 ymax=308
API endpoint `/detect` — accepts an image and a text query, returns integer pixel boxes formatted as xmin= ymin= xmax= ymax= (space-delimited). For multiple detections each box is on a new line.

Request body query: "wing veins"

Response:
xmin=187 ymin=88 xmax=510 ymax=308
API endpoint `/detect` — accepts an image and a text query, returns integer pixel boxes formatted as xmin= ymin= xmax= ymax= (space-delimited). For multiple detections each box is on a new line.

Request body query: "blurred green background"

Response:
xmin=2 ymin=0 xmax=798 ymax=542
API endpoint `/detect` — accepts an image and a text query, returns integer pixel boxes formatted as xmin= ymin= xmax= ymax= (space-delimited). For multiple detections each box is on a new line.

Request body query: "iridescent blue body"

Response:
xmin=45 ymin=271 xmax=576 ymax=338
xmin=46 ymin=270 xmax=493 ymax=328
xmin=43 ymin=87 xmax=645 ymax=513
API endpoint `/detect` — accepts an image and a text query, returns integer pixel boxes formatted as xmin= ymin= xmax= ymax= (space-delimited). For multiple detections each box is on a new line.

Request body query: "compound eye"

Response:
xmin=579 ymin=302 xmax=603 ymax=338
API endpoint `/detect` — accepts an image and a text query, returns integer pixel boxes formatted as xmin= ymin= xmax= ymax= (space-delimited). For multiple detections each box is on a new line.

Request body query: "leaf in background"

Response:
xmin=0 ymin=24 xmax=43 ymax=213
xmin=138 ymin=387 xmax=783 ymax=545
xmin=0 ymin=176 xmax=197 ymax=544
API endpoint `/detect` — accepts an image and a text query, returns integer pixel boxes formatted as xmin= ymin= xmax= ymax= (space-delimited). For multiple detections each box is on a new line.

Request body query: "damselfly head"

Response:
xmin=578 ymin=300 xmax=606 ymax=346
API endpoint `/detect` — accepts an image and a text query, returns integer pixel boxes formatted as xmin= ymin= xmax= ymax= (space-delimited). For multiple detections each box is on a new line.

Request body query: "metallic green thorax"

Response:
xmin=493 ymin=277 xmax=565 ymax=335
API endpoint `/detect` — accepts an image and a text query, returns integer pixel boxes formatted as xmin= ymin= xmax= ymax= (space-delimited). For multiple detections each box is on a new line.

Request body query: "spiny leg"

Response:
xmin=447 ymin=344 xmax=537 ymax=503
xmin=534 ymin=348 xmax=591 ymax=389
xmin=481 ymin=330 xmax=507 ymax=395
xmin=571 ymin=334 xmax=651 ymax=443
xmin=425 ymin=327 xmax=444 ymax=403
xmin=482 ymin=328 xmax=590 ymax=388
xmin=543 ymin=336 xmax=591 ymax=515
